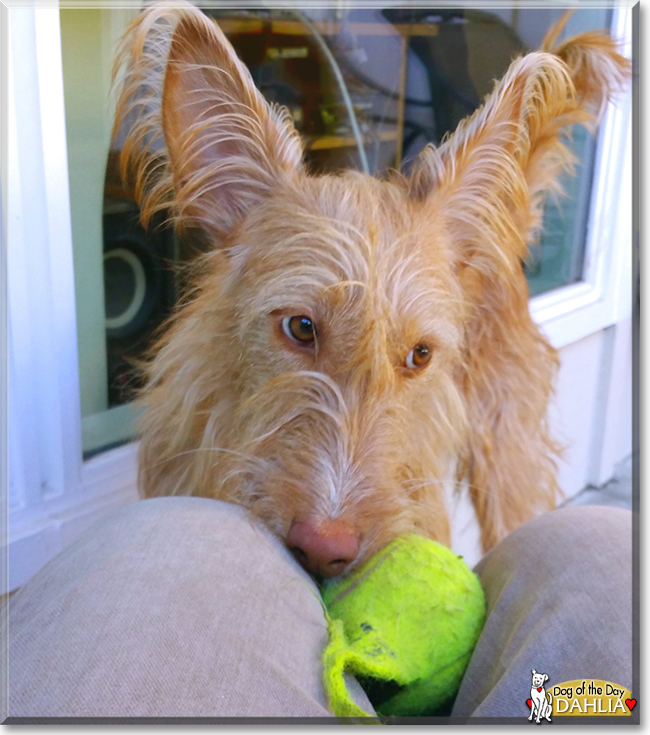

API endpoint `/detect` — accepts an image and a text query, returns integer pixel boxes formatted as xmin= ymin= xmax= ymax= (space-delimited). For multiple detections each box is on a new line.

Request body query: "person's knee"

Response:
xmin=474 ymin=505 xmax=632 ymax=620
xmin=97 ymin=496 xmax=254 ymax=545
xmin=477 ymin=505 xmax=631 ymax=577
xmin=514 ymin=504 xmax=631 ymax=549
xmin=14 ymin=496 xmax=319 ymax=620
xmin=8 ymin=497 xmax=329 ymax=717
xmin=98 ymin=497 xmax=314 ymax=588
xmin=85 ymin=496 xmax=261 ymax=553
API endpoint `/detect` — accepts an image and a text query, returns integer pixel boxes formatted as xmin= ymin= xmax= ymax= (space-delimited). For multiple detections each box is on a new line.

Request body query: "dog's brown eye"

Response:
xmin=406 ymin=344 xmax=431 ymax=369
xmin=282 ymin=316 xmax=316 ymax=345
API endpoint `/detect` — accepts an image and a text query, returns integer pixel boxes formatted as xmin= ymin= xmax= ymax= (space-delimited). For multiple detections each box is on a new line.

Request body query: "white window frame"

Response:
xmin=3 ymin=3 xmax=634 ymax=594
xmin=529 ymin=7 xmax=633 ymax=347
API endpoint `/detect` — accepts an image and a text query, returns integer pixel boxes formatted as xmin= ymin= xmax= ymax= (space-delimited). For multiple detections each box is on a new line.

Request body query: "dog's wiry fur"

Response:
xmin=113 ymin=4 xmax=630 ymax=566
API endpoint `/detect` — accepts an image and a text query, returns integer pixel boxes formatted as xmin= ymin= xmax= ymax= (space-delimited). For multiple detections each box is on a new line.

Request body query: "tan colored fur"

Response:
xmin=113 ymin=4 xmax=630 ymax=565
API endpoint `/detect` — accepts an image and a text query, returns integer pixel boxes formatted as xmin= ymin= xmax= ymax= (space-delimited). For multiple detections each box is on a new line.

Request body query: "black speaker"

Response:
xmin=103 ymin=198 xmax=177 ymax=406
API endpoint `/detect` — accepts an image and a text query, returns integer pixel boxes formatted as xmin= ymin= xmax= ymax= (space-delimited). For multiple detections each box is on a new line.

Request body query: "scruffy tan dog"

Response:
xmin=113 ymin=4 xmax=629 ymax=577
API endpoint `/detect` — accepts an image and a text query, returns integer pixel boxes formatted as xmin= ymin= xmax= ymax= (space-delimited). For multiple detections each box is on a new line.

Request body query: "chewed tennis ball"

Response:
xmin=321 ymin=535 xmax=485 ymax=718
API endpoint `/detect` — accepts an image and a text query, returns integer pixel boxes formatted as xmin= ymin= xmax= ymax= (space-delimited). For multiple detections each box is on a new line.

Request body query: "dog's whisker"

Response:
xmin=400 ymin=477 xmax=446 ymax=495
xmin=140 ymin=446 xmax=267 ymax=474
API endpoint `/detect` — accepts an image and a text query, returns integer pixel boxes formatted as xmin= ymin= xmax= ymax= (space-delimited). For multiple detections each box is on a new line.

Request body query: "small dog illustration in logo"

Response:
xmin=528 ymin=669 xmax=553 ymax=724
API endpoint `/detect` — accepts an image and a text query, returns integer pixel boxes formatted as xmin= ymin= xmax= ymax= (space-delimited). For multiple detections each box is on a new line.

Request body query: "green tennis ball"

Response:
xmin=321 ymin=535 xmax=486 ymax=718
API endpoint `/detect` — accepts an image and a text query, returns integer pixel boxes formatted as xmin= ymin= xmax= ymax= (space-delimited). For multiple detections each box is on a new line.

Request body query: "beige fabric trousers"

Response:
xmin=6 ymin=498 xmax=633 ymax=719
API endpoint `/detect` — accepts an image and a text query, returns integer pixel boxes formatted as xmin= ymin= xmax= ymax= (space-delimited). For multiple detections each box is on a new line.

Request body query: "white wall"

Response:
xmin=552 ymin=319 xmax=633 ymax=496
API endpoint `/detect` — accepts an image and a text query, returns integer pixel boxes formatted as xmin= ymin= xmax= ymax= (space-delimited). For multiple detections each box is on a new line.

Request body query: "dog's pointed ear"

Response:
xmin=114 ymin=5 xmax=303 ymax=240
xmin=408 ymin=17 xmax=630 ymax=254
xmin=406 ymin=19 xmax=630 ymax=552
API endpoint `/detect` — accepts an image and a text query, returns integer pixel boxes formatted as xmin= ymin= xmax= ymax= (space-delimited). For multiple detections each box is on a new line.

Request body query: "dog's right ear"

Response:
xmin=404 ymin=17 xmax=629 ymax=552
xmin=114 ymin=4 xmax=303 ymax=241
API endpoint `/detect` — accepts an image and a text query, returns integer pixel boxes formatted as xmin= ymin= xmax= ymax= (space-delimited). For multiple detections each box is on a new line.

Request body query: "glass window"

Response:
xmin=59 ymin=6 xmax=612 ymax=456
xmin=60 ymin=8 xmax=140 ymax=457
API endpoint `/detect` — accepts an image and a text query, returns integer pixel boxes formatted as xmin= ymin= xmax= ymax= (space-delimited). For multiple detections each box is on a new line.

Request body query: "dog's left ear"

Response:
xmin=408 ymin=15 xmax=630 ymax=238
xmin=407 ymin=17 xmax=630 ymax=551
xmin=114 ymin=4 xmax=303 ymax=241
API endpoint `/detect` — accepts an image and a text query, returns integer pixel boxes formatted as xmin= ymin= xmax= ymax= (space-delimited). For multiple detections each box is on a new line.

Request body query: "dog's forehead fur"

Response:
xmin=235 ymin=172 xmax=462 ymax=361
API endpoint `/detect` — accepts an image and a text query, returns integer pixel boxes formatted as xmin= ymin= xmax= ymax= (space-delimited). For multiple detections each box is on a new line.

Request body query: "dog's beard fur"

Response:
xmin=113 ymin=3 xmax=630 ymax=568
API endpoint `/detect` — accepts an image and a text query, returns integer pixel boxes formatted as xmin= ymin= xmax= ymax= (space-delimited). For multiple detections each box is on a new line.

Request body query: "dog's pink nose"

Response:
xmin=286 ymin=518 xmax=359 ymax=578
